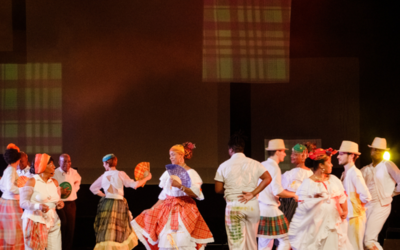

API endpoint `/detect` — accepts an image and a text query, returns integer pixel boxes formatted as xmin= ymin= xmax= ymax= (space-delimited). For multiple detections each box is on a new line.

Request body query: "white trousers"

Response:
xmin=258 ymin=235 xmax=290 ymax=250
xmin=225 ymin=199 xmax=260 ymax=250
xmin=364 ymin=202 xmax=391 ymax=250
xmin=347 ymin=214 xmax=366 ymax=250
xmin=22 ymin=217 xmax=62 ymax=250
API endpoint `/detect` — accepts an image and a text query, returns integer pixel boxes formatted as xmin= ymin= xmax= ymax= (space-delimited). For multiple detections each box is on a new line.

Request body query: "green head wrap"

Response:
xmin=293 ymin=143 xmax=307 ymax=153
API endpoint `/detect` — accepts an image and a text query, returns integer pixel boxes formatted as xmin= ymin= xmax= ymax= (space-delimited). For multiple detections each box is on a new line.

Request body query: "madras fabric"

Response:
xmin=258 ymin=214 xmax=289 ymax=236
xmin=278 ymin=197 xmax=297 ymax=223
xmin=0 ymin=198 xmax=24 ymax=249
xmin=93 ymin=197 xmax=138 ymax=249
xmin=203 ymin=0 xmax=291 ymax=83
xmin=24 ymin=218 xmax=49 ymax=250
xmin=225 ymin=204 xmax=243 ymax=242
xmin=134 ymin=195 xmax=213 ymax=243
xmin=0 ymin=63 xmax=62 ymax=154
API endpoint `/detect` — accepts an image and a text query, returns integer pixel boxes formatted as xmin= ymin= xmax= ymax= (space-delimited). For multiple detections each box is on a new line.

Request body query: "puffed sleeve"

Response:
xmin=159 ymin=171 xmax=169 ymax=189
xmin=89 ymin=174 xmax=104 ymax=195
xmin=119 ymin=171 xmax=138 ymax=189
xmin=296 ymin=178 xmax=310 ymax=200
xmin=188 ymin=170 xmax=204 ymax=201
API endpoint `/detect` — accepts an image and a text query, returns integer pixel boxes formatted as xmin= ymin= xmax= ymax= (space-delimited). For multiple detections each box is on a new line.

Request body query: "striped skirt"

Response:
xmin=278 ymin=197 xmax=298 ymax=223
xmin=0 ymin=198 xmax=25 ymax=250
xmin=94 ymin=197 xmax=138 ymax=250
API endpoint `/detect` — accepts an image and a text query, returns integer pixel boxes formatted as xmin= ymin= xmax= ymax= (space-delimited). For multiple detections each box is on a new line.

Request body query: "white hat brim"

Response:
xmin=337 ymin=150 xmax=361 ymax=155
xmin=368 ymin=145 xmax=390 ymax=151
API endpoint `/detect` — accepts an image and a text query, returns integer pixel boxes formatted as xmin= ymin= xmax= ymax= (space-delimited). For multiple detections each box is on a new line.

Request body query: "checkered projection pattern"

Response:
xmin=0 ymin=63 xmax=62 ymax=154
xmin=203 ymin=0 xmax=291 ymax=83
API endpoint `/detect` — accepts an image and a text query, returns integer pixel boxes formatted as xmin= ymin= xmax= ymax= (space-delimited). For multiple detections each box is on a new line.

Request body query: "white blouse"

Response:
xmin=282 ymin=168 xmax=313 ymax=192
xmin=90 ymin=170 xmax=138 ymax=200
xmin=0 ymin=166 xmax=20 ymax=200
xmin=158 ymin=169 xmax=204 ymax=201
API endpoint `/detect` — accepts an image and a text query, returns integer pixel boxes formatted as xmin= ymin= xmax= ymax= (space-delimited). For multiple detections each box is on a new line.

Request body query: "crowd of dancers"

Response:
xmin=0 ymin=134 xmax=399 ymax=250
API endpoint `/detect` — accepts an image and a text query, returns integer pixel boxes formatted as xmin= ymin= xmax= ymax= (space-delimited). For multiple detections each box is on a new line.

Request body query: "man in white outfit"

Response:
xmin=215 ymin=132 xmax=272 ymax=250
xmin=361 ymin=137 xmax=400 ymax=250
xmin=258 ymin=139 xmax=297 ymax=250
xmin=337 ymin=140 xmax=371 ymax=250
xmin=16 ymin=152 xmax=32 ymax=178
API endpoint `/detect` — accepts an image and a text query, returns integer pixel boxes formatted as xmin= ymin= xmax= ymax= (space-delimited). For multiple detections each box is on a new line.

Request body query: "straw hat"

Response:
xmin=337 ymin=141 xmax=361 ymax=155
xmin=265 ymin=139 xmax=288 ymax=151
xmin=368 ymin=137 xmax=390 ymax=151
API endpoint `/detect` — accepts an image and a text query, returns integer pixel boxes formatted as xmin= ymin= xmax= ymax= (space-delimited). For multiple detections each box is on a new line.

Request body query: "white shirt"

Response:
xmin=258 ymin=158 xmax=284 ymax=206
xmin=341 ymin=165 xmax=371 ymax=218
xmin=21 ymin=175 xmax=60 ymax=228
xmin=282 ymin=167 xmax=313 ymax=192
xmin=215 ymin=153 xmax=267 ymax=201
xmin=361 ymin=160 xmax=400 ymax=206
xmin=90 ymin=170 xmax=138 ymax=200
xmin=53 ymin=167 xmax=81 ymax=201
xmin=158 ymin=169 xmax=204 ymax=200
xmin=0 ymin=166 xmax=20 ymax=200
xmin=17 ymin=166 xmax=32 ymax=178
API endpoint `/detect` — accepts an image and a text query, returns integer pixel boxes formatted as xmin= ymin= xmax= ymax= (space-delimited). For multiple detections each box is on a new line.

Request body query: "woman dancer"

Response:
xmin=20 ymin=153 xmax=65 ymax=250
xmin=132 ymin=142 xmax=214 ymax=250
xmin=0 ymin=144 xmax=24 ymax=249
xmin=288 ymin=148 xmax=352 ymax=250
xmin=90 ymin=154 xmax=152 ymax=250
xmin=279 ymin=143 xmax=313 ymax=223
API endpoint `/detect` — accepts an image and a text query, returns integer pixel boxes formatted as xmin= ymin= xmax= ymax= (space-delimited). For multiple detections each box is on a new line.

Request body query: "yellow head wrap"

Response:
xmin=170 ymin=144 xmax=185 ymax=155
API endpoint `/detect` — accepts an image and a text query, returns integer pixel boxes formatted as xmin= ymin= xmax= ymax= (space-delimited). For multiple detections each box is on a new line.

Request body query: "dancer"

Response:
xmin=20 ymin=153 xmax=65 ymax=250
xmin=288 ymin=148 xmax=352 ymax=250
xmin=90 ymin=153 xmax=151 ymax=250
xmin=361 ymin=137 xmax=400 ymax=250
xmin=337 ymin=141 xmax=371 ymax=250
xmin=0 ymin=144 xmax=24 ymax=250
xmin=280 ymin=143 xmax=312 ymax=223
xmin=215 ymin=132 xmax=272 ymax=250
xmin=53 ymin=154 xmax=82 ymax=250
xmin=132 ymin=142 xmax=214 ymax=250
xmin=17 ymin=151 xmax=31 ymax=178
xmin=258 ymin=139 xmax=297 ymax=250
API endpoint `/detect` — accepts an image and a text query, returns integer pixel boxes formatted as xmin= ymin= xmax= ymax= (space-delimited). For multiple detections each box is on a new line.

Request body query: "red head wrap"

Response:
xmin=6 ymin=143 xmax=20 ymax=152
xmin=309 ymin=148 xmax=338 ymax=160
xmin=34 ymin=154 xmax=51 ymax=174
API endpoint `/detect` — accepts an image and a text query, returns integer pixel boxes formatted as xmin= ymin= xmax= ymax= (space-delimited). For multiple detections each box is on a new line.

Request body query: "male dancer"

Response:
xmin=361 ymin=137 xmax=400 ymax=250
xmin=258 ymin=139 xmax=297 ymax=250
xmin=53 ymin=154 xmax=82 ymax=250
xmin=16 ymin=152 xmax=31 ymax=178
xmin=215 ymin=132 xmax=272 ymax=250
xmin=337 ymin=141 xmax=371 ymax=250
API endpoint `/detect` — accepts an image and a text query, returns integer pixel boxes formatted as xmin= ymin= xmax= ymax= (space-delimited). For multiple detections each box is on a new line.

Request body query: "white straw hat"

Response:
xmin=265 ymin=139 xmax=288 ymax=151
xmin=368 ymin=137 xmax=390 ymax=151
xmin=337 ymin=141 xmax=361 ymax=155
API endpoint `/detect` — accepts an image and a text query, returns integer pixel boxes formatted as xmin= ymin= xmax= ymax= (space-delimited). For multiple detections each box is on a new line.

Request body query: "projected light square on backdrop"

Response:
xmin=203 ymin=0 xmax=291 ymax=83
xmin=0 ymin=63 xmax=62 ymax=154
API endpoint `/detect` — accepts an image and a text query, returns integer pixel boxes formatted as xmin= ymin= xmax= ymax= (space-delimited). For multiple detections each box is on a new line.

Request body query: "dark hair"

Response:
xmin=3 ymin=148 xmax=21 ymax=164
xmin=228 ymin=131 xmax=246 ymax=153
xmin=267 ymin=150 xmax=277 ymax=157
xmin=48 ymin=157 xmax=54 ymax=164
xmin=303 ymin=141 xmax=316 ymax=153
xmin=29 ymin=161 xmax=35 ymax=174
xmin=346 ymin=153 xmax=359 ymax=162
xmin=305 ymin=156 xmax=329 ymax=171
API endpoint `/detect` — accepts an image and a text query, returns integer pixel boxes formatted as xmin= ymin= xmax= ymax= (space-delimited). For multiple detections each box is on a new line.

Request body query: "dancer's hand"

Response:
xmin=238 ymin=191 xmax=254 ymax=204
xmin=39 ymin=204 xmax=50 ymax=213
xmin=340 ymin=210 xmax=347 ymax=219
xmin=293 ymin=195 xmax=299 ymax=202
xmin=145 ymin=172 xmax=152 ymax=181
xmin=170 ymin=179 xmax=182 ymax=189
xmin=56 ymin=201 xmax=64 ymax=210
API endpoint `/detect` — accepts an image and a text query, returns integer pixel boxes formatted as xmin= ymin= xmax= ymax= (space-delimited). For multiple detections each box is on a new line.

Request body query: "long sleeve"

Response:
xmin=119 ymin=171 xmax=138 ymax=189
xmin=352 ymin=171 xmax=371 ymax=204
xmin=1 ymin=167 xmax=20 ymax=194
xmin=74 ymin=170 xmax=82 ymax=192
xmin=385 ymin=161 xmax=400 ymax=192
xmin=90 ymin=175 xmax=104 ymax=195
xmin=272 ymin=168 xmax=284 ymax=196
xmin=20 ymin=186 xmax=40 ymax=211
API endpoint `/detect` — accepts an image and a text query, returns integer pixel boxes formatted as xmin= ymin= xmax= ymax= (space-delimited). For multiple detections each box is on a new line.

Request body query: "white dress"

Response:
xmin=288 ymin=175 xmax=353 ymax=250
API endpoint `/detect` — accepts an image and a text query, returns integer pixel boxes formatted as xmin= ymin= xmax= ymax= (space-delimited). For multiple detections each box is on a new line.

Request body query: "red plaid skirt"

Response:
xmin=134 ymin=195 xmax=213 ymax=243
xmin=0 ymin=198 xmax=24 ymax=250
xmin=24 ymin=219 xmax=49 ymax=250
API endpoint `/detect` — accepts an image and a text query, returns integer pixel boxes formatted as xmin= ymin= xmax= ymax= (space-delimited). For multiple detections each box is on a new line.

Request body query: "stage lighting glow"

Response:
xmin=383 ymin=152 xmax=390 ymax=161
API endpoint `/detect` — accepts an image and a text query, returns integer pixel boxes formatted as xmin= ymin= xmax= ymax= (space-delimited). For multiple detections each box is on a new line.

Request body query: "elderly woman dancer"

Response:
xmin=90 ymin=154 xmax=152 ymax=250
xmin=0 ymin=144 xmax=24 ymax=249
xmin=20 ymin=154 xmax=65 ymax=250
xmin=132 ymin=142 xmax=214 ymax=250
xmin=288 ymin=148 xmax=353 ymax=250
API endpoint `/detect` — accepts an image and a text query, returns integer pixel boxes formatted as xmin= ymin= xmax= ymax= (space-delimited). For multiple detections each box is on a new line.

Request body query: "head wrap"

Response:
xmin=292 ymin=143 xmax=307 ymax=153
xmin=34 ymin=154 xmax=51 ymax=174
xmin=6 ymin=143 xmax=20 ymax=152
xmin=170 ymin=142 xmax=196 ymax=160
xmin=170 ymin=144 xmax=185 ymax=155
xmin=102 ymin=154 xmax=116 ymax=162
xmin=309 ymin=148 xmax=337 ymax=160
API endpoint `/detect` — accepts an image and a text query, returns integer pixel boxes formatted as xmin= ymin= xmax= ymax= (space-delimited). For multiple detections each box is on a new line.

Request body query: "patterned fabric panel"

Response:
xmin=203 ymin=0 xmax=291 ymax=83
xmin=258 ymin=214 xmax=289 ymax=236
xmin=0 ymin=63 xmax=62 ymax=154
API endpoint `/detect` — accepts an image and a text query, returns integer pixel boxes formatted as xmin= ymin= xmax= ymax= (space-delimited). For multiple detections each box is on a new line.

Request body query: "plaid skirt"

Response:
xmin=94 ymin=197 xmax=138 ymax=250
xmin=0 ymin=198 xmax=24 ymax=250
xmin=258 ymin=214 xmax=289 ymax=238
xmin=278 ymin=197 xmax=298 ymax=223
